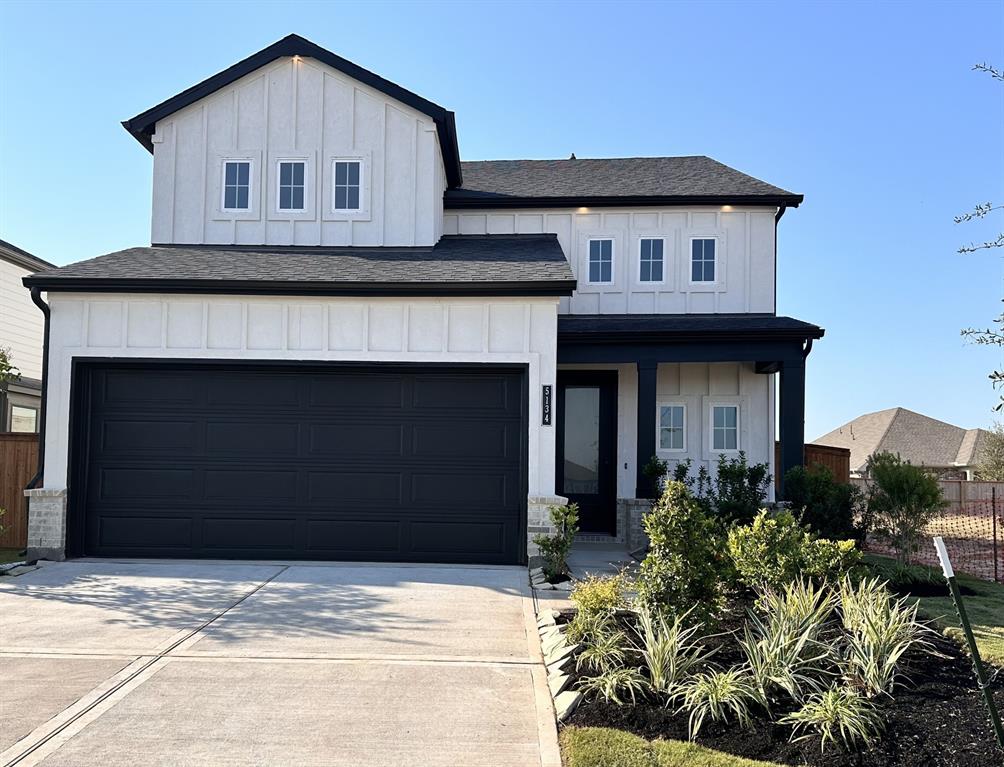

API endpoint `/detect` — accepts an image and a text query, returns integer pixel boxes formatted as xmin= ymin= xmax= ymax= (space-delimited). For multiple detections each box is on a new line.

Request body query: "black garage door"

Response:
xmin=69 ymin=362 xmax=527 ymax=564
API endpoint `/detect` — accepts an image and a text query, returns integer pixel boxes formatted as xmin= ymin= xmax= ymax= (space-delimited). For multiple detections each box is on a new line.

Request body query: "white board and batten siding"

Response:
xmin=0 ymin=259 xmax=44 ymax=380
xmin=444 ymin=207 xmax=776 ymax=314
xmin=151 ymin=57 xmax=447 ymax=247
xmin=41 ymin=294 xmax=559 ymax=498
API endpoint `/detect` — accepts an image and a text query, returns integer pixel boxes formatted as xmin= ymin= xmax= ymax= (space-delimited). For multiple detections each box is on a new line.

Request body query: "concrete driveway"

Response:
xmin=0 ymin=561 xmax=559 ymax=767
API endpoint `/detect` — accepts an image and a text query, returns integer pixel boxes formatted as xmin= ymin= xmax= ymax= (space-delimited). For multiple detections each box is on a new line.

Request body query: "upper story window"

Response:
xmin=639 ymin=238 xmax=664 ymax=282
xmin=691 ymin=238 xmax=716 ymax=283
xmin=222 ymin=160 xmax=251 ymax=211
xmin=277 ymin=160 xmax=306 ymax=211
xmin=333 ymin=160 xmax=362 ymax=211
xmin=588 ymin=239 xmax=613 ymax=284
xmin=659 ymin=404 xmax=685 ymax=451
xmin=711 ymin=404 xmax=739 ymax=451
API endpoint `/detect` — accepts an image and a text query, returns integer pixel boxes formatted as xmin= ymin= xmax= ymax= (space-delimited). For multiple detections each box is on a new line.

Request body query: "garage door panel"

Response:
xmin=308 ymin=423 xmax=403 ymax=456
xmin=98 ymin=467 xmax=196 ymax=501
xmin=101 ymin=420 xmax=198 ymax=452
xmin=206 ymin=421 xmax=299 ymax=454
xmin=306 ymin=472 xmax=403 ymax=503
xmin=75 ymin=364 xmax=526 ymax=563
xmin=202 ymin=518 xmax=297 ymax=549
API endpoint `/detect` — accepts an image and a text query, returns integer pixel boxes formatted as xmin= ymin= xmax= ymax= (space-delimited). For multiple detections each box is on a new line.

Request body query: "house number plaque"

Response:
xmin=542 ymin=385 xmax=553 ymax=426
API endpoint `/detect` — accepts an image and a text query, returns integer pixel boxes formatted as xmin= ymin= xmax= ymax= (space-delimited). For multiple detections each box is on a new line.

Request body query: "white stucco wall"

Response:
xmin=559 ymin=361 xmax=775 ymax=499
xmin=444 ymin=207 xmax=776 ymax=315
xmin=0 ymin=260 xmax=44 ymax=380
xmin=151 ymin=56 xmax=446 ymax=247
xmin=42 ymin=295 xmax=558 ymax=498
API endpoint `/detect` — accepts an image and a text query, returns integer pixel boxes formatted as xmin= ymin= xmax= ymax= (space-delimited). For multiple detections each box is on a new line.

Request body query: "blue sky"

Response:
xmin=1 ymin=0 xmax=1002 ymax=440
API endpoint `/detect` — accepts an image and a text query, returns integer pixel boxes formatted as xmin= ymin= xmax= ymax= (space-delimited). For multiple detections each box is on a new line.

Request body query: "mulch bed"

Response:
xmin=562 ymin=611 xmax=1004 ymax=766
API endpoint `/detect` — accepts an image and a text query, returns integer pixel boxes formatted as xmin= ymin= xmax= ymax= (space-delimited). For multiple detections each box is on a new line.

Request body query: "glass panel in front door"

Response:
xmin=562 ymin=386 xmax=600 ymax=495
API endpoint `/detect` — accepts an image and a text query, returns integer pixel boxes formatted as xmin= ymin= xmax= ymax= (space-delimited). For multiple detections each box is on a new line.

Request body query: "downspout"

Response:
xmin=773 ymin=204 xmax=787 ymax=316
xmin=802 ymin=338 xmax=813 ymax=359
xmin=25 ymin=287 xmax=49 ymax=489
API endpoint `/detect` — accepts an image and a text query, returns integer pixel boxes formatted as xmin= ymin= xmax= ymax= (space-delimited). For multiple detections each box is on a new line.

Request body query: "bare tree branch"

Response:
xmin=955 ymin=202 xmax=1002 ymax=223
xmin=974 ymin=62 xmax=1004 ymax=81
xmin=958 ymin=232 xmax=1004 ymax=253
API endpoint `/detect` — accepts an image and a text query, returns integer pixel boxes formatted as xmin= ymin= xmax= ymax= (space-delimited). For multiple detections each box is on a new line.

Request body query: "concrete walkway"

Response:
xmin=0 ymin=561 xmax=559 ymax=767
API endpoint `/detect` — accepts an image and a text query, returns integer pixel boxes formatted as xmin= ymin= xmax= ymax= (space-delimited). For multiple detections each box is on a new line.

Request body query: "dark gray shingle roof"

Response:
xmin=558 ymin=313 xmax=823 ymax=341
xmin=22 ymin=235 xmax=575 ymax=296
xmin=447 ymin=156 xmax=802 ymax=207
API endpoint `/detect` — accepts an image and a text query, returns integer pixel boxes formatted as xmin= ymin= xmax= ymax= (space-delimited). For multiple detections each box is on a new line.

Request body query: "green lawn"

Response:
xmin=560 ymin=727 xmax=782 ymax=767
xmin=915 ymin=571 xmax=1004 ymax=667
xmin=0 ymin=548 xmax=25 ymax=565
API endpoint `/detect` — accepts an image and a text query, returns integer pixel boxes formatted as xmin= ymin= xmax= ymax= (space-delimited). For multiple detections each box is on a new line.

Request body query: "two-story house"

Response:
xmin=21 ymin=35 xmax=822 ymax=564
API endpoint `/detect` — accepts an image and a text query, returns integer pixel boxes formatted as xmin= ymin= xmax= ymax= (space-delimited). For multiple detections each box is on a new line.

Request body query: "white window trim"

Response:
xmin=657 ymin=401 xmax=687 ymax=453
xmin=331 ymin=158 xmax=364 ymax=213
xmin=275 ymin=159 xmax=308 ymax=213
xmin=586 ymin=237 xmax=615 ymax=285
xmin=688 ymin=236 xmax=719 ymax=286
xmin=708 ymin=402 xmax=741 ymax=454
xmin=220 ymin=159 xmax=254 ymax=213
xmin=638 ymin=237 xmax=667 ymax=284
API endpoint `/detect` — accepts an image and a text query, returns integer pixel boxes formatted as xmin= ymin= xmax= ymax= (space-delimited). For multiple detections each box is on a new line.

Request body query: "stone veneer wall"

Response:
xmin=23 ymin=488 xmax=68 ymax=562
xmin=617 ymin=498 xmax=654 ymax=553
xmin=527 ymin=495 xmax=569 ymax=557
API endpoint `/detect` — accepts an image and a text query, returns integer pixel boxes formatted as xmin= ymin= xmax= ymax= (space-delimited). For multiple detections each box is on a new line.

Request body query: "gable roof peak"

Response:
xmin=121 ymin=33 xmax=462 ymax=188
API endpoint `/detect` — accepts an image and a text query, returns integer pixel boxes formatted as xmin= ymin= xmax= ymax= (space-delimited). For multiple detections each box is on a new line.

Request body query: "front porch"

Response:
xmin=554 ymin=314 xmax=824 ymax=546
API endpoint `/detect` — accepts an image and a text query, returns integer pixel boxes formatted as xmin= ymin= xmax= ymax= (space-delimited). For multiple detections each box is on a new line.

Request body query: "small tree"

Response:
xmin=0 ymin=346 xmax=20 ymax=385
xmin=636 ymin=481 xmax=727 ymax=620
xmin=532 ymin=503 xmax=579 ymax=581
xmin=866 ymin=452 xmax=948 ymax=564
xmin=976 ymin=423 xmax=1004 ymax=480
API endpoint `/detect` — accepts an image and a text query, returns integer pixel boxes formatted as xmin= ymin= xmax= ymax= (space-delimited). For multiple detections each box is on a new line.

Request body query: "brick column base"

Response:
xmin=526 ymin=495 xmax=569 ymax=558
xmin=24 ymin=488 xmax=68 ymax=563
xmin=617 ymin=498 xmax=654 ymax=553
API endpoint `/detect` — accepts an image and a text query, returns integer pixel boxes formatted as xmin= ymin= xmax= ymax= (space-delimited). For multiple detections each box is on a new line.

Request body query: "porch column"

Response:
xmin=778 ymin=356 xmax=806 ymax=494
xmin=636 ymin=361 xmax=658 ymax=498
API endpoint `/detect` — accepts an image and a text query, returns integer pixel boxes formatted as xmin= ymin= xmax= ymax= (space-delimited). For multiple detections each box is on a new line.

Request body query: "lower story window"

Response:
xmin=712 ymin=405 xmax=738 ymax=451
xmin=659 ymin=404 xmax=685 ymax=450
xmin=10 ymin=405 xmax=38 ymax=433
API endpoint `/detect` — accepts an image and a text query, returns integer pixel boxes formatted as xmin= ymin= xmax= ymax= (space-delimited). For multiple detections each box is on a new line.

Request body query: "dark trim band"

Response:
xmin=444 ymin=193 xmax=804 ymax=210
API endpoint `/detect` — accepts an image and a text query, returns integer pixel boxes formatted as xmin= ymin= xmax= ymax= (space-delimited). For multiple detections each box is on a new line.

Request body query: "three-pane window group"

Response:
xmin=587 ymin=237 xmax=717 ymax=284
xmin=658 ymin=403 xmax=739 ymax=452
xmin=221 ymin=159 xmax=362 ymax=213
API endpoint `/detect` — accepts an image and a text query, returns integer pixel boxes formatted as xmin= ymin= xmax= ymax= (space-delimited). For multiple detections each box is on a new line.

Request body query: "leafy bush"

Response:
xmin=783 ymin=464 xmax=864 ymax=541
xmin=865 ymin=452 xmax=948 ymax=564
xmin=642 ymin=455 xmax=670 ymax=497
xmin=633 ymin=606 xmax=716 ymax=699
xmin=532 ymin=503 xmax=579 ymax=580
xmin=740 ymin=581 xmax=836 ymax=709
xmin=577 ymin=667 xmax=649 ymax=706
xmin=839 ymin=576 xmax=932 ymax=697
xmin=728 ymin=510 xmax=861 ymax=594
xmin=783 ymin=686 xmax=884 ymax=752
xmin=711 ymin=453 xmax=772 ymax=526
xmin=636 ymin=482 xmax=727 ymax=620
xmin=572 ymin=573 xmax=629 ymax=615
xmin=678 ymin=667 xmax=759 ymax=739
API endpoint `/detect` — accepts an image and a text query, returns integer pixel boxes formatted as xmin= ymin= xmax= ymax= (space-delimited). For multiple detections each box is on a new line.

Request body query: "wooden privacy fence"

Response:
xmin=774 ymin=442 xmax=851 ymax=487
xmin=0 ymin=433 xmax=38 ymax=549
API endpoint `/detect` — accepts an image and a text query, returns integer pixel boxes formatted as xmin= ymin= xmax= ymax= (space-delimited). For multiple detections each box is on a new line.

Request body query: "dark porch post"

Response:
xmin=636 ymin=361 xmax=658 ymax=498
xmin=778 ymin=356 xmax=806 ymax=496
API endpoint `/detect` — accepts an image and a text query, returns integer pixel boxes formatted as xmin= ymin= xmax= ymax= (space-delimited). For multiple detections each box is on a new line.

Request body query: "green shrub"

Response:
xmin=782 ymin=686 xmax=884 ymax=752
xmin=865 ymin=452 xmax=948 ymax=564
xmin=572 ymin=573 xmax=629 ymax=615
xmin=577 ymin=666 xmax=649 ymax=706
xmin=637 ymin=482 xmax=727 ymax=620
xmin=532 ymin=503 xmax=579 ymax=580
xmin=783 ymin=464 xmax=864 ymax=541
xmin=643 ymin=455 xmax=670 ymax=497
xmin=728 ymin=510 xmax=861 ymax=594
xmin=633 ymin=606 xmax=716 ymax=699
xmin=839 ymin=576 xmax=932 ymax=697
xmin=678 ymin=667 xmax=759 ymax=740
xmin=577 ymin=627 xmax=629 ymax=674
xmin=710 ymin=453 xmax=772 ymax=526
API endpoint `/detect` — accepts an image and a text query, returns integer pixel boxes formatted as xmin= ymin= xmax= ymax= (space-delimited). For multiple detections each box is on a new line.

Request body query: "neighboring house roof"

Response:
xmin=814 ymin=407 xmax=989 ymax=473
xmin=446 ymin=156 xmax=803 ymax=209
xmin=558 ymin=313 xmax=824 ymax=343
xmin=121 ymin=34 xmax=463 ymax=189
xmin=21 ymin=235 xmax=576 ymax=297
xmin=0 ymin=239 xmax=55 ymax=272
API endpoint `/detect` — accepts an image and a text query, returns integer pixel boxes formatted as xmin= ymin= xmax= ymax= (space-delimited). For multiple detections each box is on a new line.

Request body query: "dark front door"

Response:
xmin=69 ymin=361 xmax=527 ymax=565
xmin=556 ymin=372 xmax=617 ymax=534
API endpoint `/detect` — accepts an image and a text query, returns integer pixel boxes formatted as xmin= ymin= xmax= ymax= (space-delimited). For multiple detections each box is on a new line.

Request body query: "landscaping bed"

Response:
xmin=564 ymin=617 xmax=1003 ymax=767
